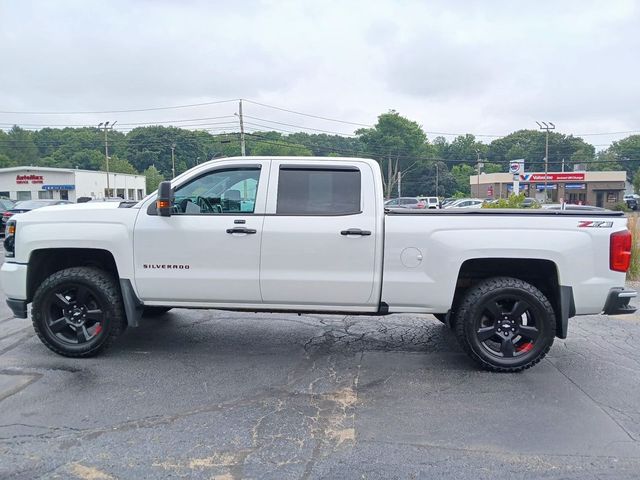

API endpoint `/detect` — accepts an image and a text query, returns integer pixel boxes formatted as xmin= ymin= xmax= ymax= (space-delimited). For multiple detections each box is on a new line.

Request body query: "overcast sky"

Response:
xmin=1 ymin=0 xmax=638 ymax=148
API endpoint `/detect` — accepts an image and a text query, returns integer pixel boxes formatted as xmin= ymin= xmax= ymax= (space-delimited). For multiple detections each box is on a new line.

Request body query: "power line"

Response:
xmin=243 ymin=115 xmax=357 ymax=136
xmin=0 ymin=99 xmax=239 ymax=115
xmin=242 ymin=98 xmax=372 ymax=127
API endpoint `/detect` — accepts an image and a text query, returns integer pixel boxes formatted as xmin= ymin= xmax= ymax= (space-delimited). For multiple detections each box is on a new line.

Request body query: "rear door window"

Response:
xmin=276 ymin=167 xmax=361 ymax=215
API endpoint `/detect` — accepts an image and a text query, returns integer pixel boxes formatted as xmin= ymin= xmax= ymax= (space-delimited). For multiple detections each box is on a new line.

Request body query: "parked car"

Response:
xmin=417 ymin=196 xmax=440 ymax=209
xmin=2 ymin=156 xmax=635 ymax=373
xmin=0 ymin=198 xmax=15 ymax=215
xmin=542 ymin=204 xmax=607 ymax=211
xmin=521 ymin=197 xmax=540 ymax=208
xmin=623 ymin=194 xmax=638 ymax=210
xmin=1 ymin=199 xmax=73 ymax=233
xmin=440 ymin=197 xmax=457 ymax=208
xmin=384 ymin=197 xmax=427 ymax=209
xmin=444 ymin=198 xmax=484 ymax=209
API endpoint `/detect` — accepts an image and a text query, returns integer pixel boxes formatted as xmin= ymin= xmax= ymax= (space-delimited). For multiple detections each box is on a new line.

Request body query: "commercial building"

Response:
xmin=470 ymin=171 xmax=627 ymax=208
xmin=0 ymin=166 xmax=146 ymax=202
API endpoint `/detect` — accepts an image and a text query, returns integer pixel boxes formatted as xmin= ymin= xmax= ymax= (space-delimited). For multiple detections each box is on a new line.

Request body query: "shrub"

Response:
xmin=612 ymin=202 xmax=631 ymax=212
xmin=482 ymin=193 xmax=540 ymax=209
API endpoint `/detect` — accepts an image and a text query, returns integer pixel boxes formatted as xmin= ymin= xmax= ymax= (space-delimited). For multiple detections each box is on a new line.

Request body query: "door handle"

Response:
xmin=340 ymin=228 xmax=372 ymax=236
xmin=226 ymin=227 xmax=257 ymax=234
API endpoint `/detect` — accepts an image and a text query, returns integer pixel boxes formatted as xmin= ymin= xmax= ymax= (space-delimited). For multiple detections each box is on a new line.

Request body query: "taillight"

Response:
xmin=610 ymin=230 xmax=632 ymax=272
xmin=417 ymin=201 xmax=426 ymax=209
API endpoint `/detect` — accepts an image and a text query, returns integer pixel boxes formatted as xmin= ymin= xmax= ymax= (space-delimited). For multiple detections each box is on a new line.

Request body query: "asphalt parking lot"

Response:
xmin=1 ymin=283 xmax=640 ymax=479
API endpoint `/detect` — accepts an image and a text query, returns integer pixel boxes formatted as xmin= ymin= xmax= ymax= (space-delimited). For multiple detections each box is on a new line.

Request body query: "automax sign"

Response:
xmin=16 ymin=174 xmax=44 ymax=184
xmin=519 ymin=173 xmax=586 ymax=182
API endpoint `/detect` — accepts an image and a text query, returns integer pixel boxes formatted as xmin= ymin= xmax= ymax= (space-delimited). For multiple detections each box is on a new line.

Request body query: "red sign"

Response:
xmin=519 ymin=173 xmax=585 ymax=182
xmin=16 ymin=174 xmax=44 ymax=185
xmin=487 ymin=185 xmax=494 ymax=197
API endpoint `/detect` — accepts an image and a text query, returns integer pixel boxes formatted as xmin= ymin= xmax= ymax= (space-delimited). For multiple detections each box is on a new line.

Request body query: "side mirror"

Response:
xmin=156 ymin=181 xmax=173 ymax=217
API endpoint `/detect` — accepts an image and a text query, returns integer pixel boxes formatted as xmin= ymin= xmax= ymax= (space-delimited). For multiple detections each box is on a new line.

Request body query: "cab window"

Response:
xmin=172 ymin=167 xmax=260 ymax=214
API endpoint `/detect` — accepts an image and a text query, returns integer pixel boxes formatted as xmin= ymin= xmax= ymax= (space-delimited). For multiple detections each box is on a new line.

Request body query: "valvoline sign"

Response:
xmin=519 ymin=173 xmax=585 ymax=182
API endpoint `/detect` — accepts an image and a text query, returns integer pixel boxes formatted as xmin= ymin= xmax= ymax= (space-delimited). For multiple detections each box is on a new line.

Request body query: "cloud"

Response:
xmin=0 ymin=0 xmax=638 ymax=148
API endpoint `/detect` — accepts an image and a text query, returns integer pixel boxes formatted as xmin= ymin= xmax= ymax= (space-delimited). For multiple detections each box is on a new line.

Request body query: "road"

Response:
xmin=1 ymin=281 xmax=640 ymax=479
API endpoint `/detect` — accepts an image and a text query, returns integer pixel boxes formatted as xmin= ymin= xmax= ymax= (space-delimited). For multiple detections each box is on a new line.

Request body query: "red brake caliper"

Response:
xmin=516 ymin=342 xmax=533 ymax=352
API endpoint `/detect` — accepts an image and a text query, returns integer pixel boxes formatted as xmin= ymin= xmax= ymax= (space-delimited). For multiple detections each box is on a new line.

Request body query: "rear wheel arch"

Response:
xmin=449 ymin=258 xmax=569 ymax=337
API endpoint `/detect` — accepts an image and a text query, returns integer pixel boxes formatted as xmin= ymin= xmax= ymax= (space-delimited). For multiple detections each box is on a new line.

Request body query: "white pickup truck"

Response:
xmin=1 ymin=157 xmax=636 ymax=371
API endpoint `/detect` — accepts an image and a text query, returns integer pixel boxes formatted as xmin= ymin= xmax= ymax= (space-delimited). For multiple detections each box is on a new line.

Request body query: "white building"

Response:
xmin=0 ymin=166 xmax=146 ymax=202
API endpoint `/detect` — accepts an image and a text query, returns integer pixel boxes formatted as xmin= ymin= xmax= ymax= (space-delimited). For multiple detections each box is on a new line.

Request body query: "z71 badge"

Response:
xmin=578 ymin=221 xmax=613 ymax=228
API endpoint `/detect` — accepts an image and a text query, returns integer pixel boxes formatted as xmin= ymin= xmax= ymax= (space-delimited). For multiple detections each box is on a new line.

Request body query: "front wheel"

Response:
xmin=31 ymin=267 xmax=126 ymax=358
xmin=454 ymin=277 xmax=555 ymax=372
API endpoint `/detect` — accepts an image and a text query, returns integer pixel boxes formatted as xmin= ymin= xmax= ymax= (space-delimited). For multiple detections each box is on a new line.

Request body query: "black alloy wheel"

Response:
xmin=454 ymin=277 xmax=555 ymax=372
xmin=42 ymin=283 xmax=105 ymax=345
xmin=32 ymin=267 xmax=126 ymax=357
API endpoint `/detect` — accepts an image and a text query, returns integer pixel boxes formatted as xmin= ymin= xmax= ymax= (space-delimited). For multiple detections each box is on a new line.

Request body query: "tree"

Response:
xmin=0 ymin=153 xmax=15 ymax=168
xmin=486 ymin=129 xmax=595 ymax=173
xmin=601 ymin=135 xmax=640 ymax=176
xmin=102 ymin=155 xmax=137 ymax=174
xmin=357 ymin=110 xmax=433 ymax=198
xmin=0 ymin=126 xmax=39 ymax=166
xmin=144 ymin=165 xmax=164 ymax=192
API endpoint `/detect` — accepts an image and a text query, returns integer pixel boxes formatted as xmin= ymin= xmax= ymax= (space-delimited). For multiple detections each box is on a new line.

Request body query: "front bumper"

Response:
xmin=1 ymin=261 xmax=28 ymax=300
xmin=603 ymin=288 xmax=637 ymax=315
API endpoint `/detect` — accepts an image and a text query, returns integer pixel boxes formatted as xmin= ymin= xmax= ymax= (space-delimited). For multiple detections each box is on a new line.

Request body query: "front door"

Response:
xmin=259 ymin=161 xmax=380 ymax=309
xmin=133 ymin=160 xmax=270 ymax=305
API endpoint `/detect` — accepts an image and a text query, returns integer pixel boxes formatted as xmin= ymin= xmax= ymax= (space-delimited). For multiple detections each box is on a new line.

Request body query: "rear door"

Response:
xmin=260 ymin=160 xmax=379 ymax=309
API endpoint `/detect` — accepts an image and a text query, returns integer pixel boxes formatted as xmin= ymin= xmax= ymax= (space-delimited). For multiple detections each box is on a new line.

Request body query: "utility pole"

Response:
xmin=435 ymin=163 xmax=439 ymax=197
xmin=171 ymin=143 xmax=176 ymax=179
xmin=475 ymin=149 xmax=482 ymax=198
xmin=239 ymin=99 xmax=246 ymax=156
xmin=98 ymin=121 xmax=116 ymax=197
xmin=536 ymin=121 xmax=555 ymax=201
xmin=397 ymin=171 xmax=402 ymax=197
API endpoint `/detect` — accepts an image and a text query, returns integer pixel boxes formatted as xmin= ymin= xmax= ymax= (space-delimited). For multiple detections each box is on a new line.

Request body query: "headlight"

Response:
xmin=4 ymin=219 xmax=16 ymax=258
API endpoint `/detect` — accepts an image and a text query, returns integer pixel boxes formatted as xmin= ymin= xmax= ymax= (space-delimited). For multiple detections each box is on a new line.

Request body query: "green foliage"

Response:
xmin=102 ymin=155 xmax=137 ymax=174
xmin=143 ymin=165 xmax=164 ymax=193
xmin=1 ymin=112 xmax=639 ymax=202
xmin=634 ymin=169 xmax=640 ymax=194
xmin=486 ymin=129 xmax=595 ymax=173
xmin=482 ymin=193 xmax=539 ymax=209
xmin=0 ymin=153 xmax=16 ymax=168
xmin=611 ymin=202 xmax=631 ymax=212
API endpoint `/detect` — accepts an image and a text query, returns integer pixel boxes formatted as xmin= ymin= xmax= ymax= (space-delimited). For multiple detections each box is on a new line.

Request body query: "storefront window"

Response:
xmin=38 ymin=190 xmax=54 ymax=199
xmin=137 ymin=189 xmax=143 ymax=200
xmin=116 ymin=188 xmax=125 ymax=199
xmin=16 ymin=191 xmax=31 ymax=201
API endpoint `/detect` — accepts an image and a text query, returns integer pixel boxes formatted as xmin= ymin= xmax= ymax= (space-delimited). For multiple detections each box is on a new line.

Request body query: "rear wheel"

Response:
xmin=454 ymin=277 xmax=555 ymax=372
xmin=32 ymin=267 xmax=126 ymax=358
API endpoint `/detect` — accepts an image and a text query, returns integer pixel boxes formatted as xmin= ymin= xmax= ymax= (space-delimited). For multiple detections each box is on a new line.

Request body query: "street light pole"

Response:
xmin=98 ymin=121 xmax=116 ymax=197
xmin=536 ymin=121 xmax=555 ymax=201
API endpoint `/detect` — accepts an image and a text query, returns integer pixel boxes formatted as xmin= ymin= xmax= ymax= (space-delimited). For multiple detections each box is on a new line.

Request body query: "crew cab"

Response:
xmin=1 ymin=157 xmax=636 ymax=371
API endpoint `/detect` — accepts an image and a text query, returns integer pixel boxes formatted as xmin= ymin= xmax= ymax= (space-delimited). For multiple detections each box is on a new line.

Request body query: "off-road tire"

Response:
xmin=32 ymin=267 xmax=126 ymax=358
xmin=454 ymin=276 xmax=555 ymax=372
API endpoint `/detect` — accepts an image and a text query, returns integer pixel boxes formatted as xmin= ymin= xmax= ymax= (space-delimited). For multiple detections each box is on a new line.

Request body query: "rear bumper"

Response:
xmin=6 ymin=298 xmax=27 ymax=318
xmin=602 ymin=288 xmax=637 ymax=315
